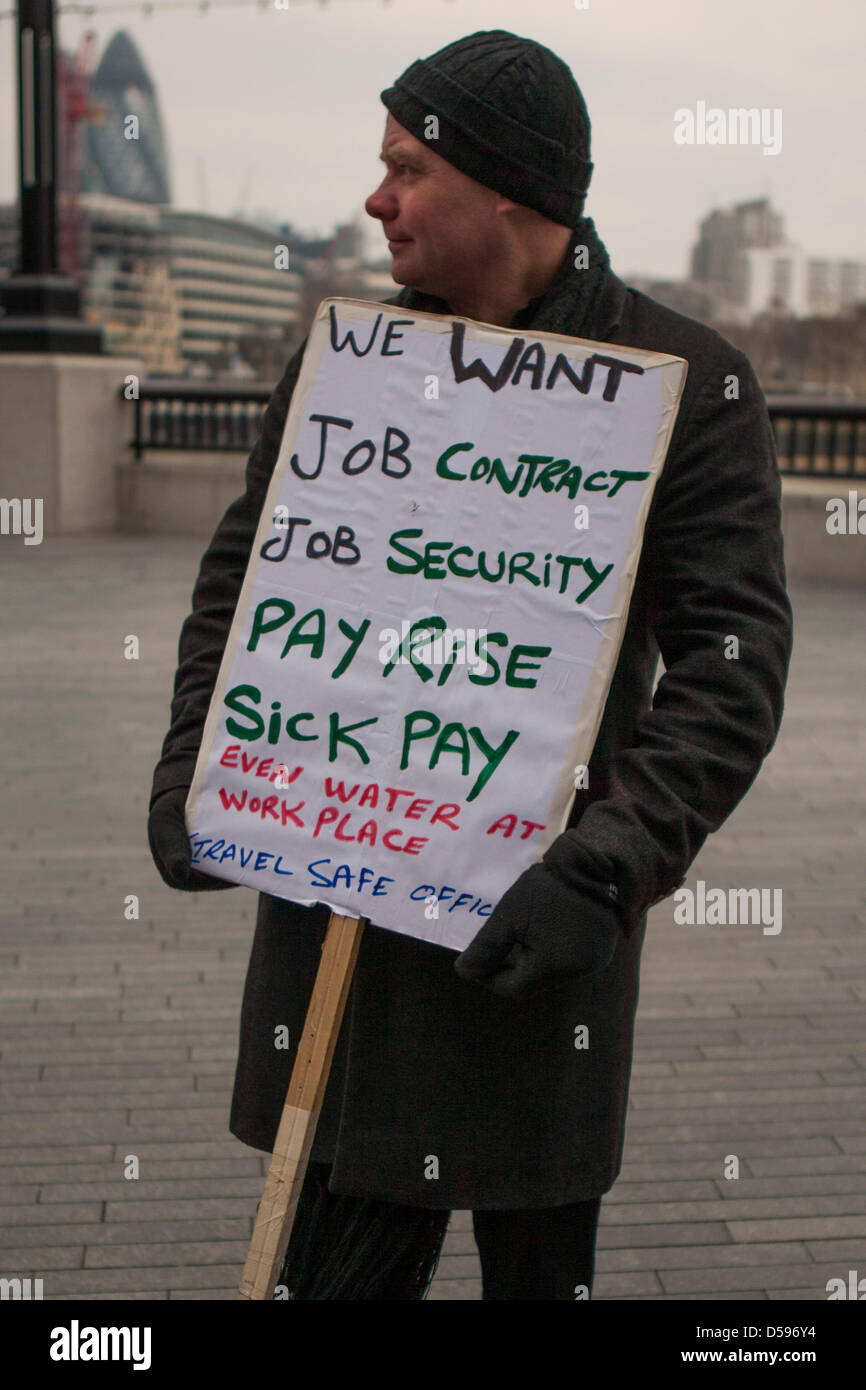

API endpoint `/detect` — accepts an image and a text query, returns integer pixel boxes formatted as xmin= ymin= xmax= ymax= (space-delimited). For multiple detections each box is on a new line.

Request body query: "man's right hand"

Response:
xmin=147 ymin=786 xmax=236 ymax=892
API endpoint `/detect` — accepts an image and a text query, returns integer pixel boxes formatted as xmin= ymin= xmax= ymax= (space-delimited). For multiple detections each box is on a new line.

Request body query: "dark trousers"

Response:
xmin=278 ymin=1161 xmax=602 ymax=1301
xmin=472 ymin=1198 xmax=602 ymax=1300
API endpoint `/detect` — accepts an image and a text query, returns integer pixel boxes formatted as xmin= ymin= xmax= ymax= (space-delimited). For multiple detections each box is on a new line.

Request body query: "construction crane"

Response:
xmin=56 ymin=29 xmax=106 ymax=277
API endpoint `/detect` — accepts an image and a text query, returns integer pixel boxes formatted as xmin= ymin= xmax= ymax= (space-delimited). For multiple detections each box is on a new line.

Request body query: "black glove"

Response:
xmin=147 ymin=786 xmax=236 ymax=892
xmin=454 ymin=839 xmax=623 ymax=999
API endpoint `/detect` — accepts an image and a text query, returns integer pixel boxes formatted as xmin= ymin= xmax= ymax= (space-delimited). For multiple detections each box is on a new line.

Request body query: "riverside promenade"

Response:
xmin=0 ymin=534 xmax=863 ymax=1301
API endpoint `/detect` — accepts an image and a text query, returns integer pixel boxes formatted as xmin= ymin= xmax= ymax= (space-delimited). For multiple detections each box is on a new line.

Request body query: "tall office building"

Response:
xmin=689 ymin=198 xmax=865 ymax=321
xmin=740 ymin=247 xmax=866 ymax=320
xmin=77 ymin=193 xmax=184 ymax=372
xmin=80 ymin=30 xmax=171 ymax=205
xmin=690 ymin=198 xmax=786 ymax=314
xmin=160 ymin=209 xmax=302 ymax=373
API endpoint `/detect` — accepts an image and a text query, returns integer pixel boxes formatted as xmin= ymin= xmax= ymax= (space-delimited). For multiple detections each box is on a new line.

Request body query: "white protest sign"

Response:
xmin=186 ymin=298 xmax=686 ymax=951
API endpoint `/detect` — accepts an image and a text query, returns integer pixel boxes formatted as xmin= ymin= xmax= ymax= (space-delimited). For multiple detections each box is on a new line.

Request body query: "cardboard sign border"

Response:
xmin=186 ymin=297 xmax=687 ymax=923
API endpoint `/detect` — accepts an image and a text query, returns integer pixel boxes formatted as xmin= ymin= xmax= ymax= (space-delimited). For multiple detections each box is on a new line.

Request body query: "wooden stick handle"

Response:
xmin=237 ymin=911 xmax=365 ymax=1300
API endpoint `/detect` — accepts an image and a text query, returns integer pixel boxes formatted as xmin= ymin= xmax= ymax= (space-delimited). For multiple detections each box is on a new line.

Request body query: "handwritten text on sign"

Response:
xmin=186 ymin=299 xmax=686 ymax=950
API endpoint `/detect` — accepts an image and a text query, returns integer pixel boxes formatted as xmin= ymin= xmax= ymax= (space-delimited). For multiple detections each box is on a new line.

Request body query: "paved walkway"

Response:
xmin=0 ymin=535 xmax=863 ymax=1300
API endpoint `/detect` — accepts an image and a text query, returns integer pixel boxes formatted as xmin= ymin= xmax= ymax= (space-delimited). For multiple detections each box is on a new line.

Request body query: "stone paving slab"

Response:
xmin=1 ymin=1247 xmax=85 ymax=1270
xmin=51 ymin=1291 xmax=172 ymax=1301
xmin=82 ymin=1241 xmax=251 ymax=1269
xmin=658 ymin=1261 xmax=852 ymax=1295
xmin=833 ymin=1137 xmax=866 ymax=1152
xmin=24 ymin=1266 xmax=249 ymax=1295
xmin=805 ymin=1238 xmax=866 ymax=1261
xmin=598 ymin=1241 xmax=812 ymax=1271
xmin=0 ymin=1204 xmax=105 ymax=1227
xmin=0 ymin=1228 xmax=250 ymax=1265
xmin=638 ymin=1291 xmax=769 ymax=1301
xmin=0 ymin=536 xmax=863 ymax=1303
xmin=34 ymin=1178 xmax=263 ymax=1204
xmin=0 ymin=1161 xmax=262 ymax=1184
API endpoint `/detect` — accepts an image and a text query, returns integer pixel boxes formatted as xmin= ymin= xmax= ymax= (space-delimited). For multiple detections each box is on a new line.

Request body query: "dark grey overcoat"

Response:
xmin=150 ymin=254 xmax=794 ymax=1210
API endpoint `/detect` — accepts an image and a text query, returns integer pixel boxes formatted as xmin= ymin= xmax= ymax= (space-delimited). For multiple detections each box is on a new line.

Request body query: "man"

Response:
xmin=148 ymin=30 xmax=794 ymax=1299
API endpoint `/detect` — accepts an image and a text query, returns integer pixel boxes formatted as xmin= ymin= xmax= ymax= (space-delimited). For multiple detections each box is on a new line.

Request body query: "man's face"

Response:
xmin=365 ymin=113 xmax=503 ymax=301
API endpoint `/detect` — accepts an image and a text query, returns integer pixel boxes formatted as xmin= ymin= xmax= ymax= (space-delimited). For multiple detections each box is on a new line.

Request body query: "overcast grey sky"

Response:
xmin=0 ymin=0 xmax=863 ymax=279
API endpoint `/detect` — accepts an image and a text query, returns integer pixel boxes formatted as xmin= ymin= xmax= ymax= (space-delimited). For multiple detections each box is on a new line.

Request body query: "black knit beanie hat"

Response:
xmin=381 ymin=29 xmax=593 ymax=227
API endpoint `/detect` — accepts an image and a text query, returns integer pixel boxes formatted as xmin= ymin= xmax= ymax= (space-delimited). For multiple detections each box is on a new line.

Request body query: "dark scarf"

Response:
xmin=393 ymin=214 xmax=612 ymax=340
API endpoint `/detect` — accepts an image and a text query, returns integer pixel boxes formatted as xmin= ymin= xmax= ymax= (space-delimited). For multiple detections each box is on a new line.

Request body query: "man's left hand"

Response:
xmin=453 ymin=860 xmax=623 ymax=999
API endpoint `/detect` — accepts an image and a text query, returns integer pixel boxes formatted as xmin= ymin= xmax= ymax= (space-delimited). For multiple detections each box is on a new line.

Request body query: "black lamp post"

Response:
xmin=0 ymin=0 xmax=102 ymax=352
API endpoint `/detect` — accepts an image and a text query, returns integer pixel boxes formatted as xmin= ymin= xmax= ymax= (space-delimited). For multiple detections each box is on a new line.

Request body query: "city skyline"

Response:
xmin=0 ymin=0 xmax=863 ymax=281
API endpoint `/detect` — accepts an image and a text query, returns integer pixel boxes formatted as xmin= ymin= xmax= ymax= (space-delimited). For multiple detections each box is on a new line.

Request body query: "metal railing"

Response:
xmin=766 ymin=397 xmax=866 ymax=478
xmin=125 ymin=381 xmax=271 ymax=461
xmin=123 ymin=381 xmax=866 ymax=478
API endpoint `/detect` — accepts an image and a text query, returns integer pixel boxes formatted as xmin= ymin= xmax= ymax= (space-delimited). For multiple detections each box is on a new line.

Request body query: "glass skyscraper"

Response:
xmin=81 ymin=30 xmax=171 ymax=205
